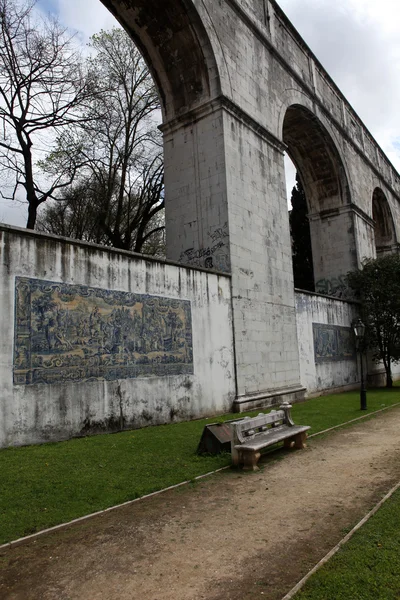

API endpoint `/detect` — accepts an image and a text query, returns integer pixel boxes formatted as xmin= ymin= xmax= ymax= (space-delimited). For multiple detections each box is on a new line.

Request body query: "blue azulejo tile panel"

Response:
xmin=313 ymin=323 xmax=355 ymax=364
xmin=14 ymin=277 xmax=194 ymax=385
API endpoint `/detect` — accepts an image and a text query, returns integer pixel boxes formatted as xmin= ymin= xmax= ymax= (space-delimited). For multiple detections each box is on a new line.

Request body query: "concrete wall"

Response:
xmin=100 ymin=0 xmax=400 ymax=409
xmin=295 ymin=291 xmax=360 ymax=395
xmin=1 ymin=223 xmax=399 ymax=448
xmin=0 ymin=226 xmax=235 ymax=448
xmin=2 ymin=0 xmax=400 ymax=446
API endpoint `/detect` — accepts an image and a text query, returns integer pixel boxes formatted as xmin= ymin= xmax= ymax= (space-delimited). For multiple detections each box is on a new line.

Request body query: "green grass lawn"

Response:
xmin=290 ymin=386 xmax=400 ymax=434
xmin=294 ymin=487 xmax=400 ymax=600
xmin=0 ymin=386 xmax=399 ymax=545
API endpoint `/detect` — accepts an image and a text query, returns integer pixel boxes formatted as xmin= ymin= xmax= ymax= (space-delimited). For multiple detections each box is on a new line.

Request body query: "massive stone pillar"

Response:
xmin=221 ymin=105 xmax=305 ymax=409
xmin=100 ymin=0 xmax=305 ymax=409
xmin=161 ymin=98 xmax=305 ymax=410
xmin=310 ymin=207 xmax=358 ymax=297
xmin=161 ymin=104 xmax=231 ymax=273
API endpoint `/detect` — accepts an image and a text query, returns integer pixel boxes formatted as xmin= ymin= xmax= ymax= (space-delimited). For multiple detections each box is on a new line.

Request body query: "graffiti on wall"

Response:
xmin=179 ymin=241 xmax=226 ymax=269
xmin=315 ymin=275 xmax=349 ymax=299
xmin=313 ymin=323 xmax=355 ymax=364
xmin=14 ymin=277 xmax=194 ymax=385
xmin=179 ymin=222 xmax=230 ymax=272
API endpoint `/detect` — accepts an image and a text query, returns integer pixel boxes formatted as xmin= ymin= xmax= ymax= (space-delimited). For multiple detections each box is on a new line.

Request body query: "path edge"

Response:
xmin=281 ymin=479 xmax=400 ymax=600
xmin=0 ymin=467 xmax=228 ymax=552
xmin=1 ymin=402 xmax=399 ymax=553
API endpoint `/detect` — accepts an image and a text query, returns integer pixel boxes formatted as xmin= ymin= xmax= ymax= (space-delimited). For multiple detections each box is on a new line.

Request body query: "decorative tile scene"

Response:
xmin=14 ymin=277 xmax=193 ymax=385
xmin=313 ymin=323 xmax=355 ymax=364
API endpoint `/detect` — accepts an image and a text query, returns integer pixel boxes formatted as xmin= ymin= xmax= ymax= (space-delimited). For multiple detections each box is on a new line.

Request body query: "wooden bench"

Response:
xmin=230 ymin=402 xmax=310 ymax=470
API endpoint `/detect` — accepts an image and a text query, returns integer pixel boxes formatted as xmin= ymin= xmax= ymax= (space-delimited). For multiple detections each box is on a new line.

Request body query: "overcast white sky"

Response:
xmin=2 ymin=0 xmax=400 ymax=224
xmin=279 ymin=0 xmax=400 ymax=200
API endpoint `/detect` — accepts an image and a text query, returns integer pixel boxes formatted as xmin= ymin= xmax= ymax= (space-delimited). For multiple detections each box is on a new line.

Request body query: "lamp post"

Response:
xmin=353 ymin=319 xmax=367 ymax=410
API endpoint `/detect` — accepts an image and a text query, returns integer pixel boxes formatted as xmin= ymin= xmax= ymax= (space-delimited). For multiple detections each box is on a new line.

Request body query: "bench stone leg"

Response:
xmin=293 ymin=432 xmax=307 ymax=449
xmin=231 ymin=445 xmax=240 ymax=466
xmin=284 ymin=438 xmax=294 ymax=449
xmin=242 ymin=450 xmax=261 ymax=471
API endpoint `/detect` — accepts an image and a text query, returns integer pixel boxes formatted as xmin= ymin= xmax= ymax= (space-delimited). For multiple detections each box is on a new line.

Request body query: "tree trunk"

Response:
xmin=26 ymin=201 xmax=38 ymax=230
xmin=21 ymin=138 xmax=38 ymax=230
xmin=385 ymin=360 xmax=393 ymax=388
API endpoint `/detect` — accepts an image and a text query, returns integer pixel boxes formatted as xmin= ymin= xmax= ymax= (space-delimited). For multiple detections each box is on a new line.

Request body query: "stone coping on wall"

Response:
xmin=0 ymin=223 xmax=232 ymax=279
xmin=233 ymin=385 xmax=307 ymax=413
xmin=0 ymin=225 xmax=364 ymax=302
xmin=294 ymin=288 xmax=361 ymax=306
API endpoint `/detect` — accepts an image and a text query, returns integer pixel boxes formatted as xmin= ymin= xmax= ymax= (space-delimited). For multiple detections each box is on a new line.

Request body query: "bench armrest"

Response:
xmin=279 ymin=402 xmax=295 ymax=426
xmin=229 ymin=421 xmax=242 ymax=465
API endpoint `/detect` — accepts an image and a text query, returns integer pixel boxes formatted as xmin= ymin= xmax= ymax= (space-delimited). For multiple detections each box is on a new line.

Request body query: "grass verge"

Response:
xmin=0 ymin=386 xmax=399 ymax=545
xmin=293 ymin=487 xmax=400 ymax=600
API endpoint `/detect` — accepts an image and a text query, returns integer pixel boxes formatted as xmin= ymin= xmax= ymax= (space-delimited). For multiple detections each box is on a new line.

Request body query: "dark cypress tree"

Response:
xmin=289 ymin=173 xmax=315 ymax=291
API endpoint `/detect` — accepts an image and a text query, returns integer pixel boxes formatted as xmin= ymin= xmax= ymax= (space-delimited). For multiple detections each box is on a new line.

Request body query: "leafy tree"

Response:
xmin=347 ymin=254 xmax=400 ymax=388
xmin=0 ymin=0 xmax=96 ymax=228
xmin=39 ymin=27 xmax=164 ymax=255
xmin=289 ymin=173 xmax=315 ymax=291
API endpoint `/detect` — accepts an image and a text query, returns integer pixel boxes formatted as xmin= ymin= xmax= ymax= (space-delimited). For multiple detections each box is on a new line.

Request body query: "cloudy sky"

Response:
xmin=2 ymin=0 xmax=400 ymax=224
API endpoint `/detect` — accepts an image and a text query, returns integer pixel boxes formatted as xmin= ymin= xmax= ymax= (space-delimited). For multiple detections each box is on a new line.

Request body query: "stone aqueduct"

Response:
xmin=1 ymin=0 xmax=399 ymax=447
xmin=102 ymin=0 xmax=399 ymax=403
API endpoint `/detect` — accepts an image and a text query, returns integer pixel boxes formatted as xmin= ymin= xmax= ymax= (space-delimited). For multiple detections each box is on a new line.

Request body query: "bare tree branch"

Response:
xmin=0 ymin=0 xmax=100 ymax=228
xmin=39 ymin=27 xmax=165 ymax=256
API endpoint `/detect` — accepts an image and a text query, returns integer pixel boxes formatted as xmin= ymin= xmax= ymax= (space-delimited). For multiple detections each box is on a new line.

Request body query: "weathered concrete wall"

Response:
xmin=223 ymin=110 xmax=304 ymax=410
xmin=0 ymin=226 xmax=235 ymax=448
xmin=162 ymin=108 xmax=231 ymax=273
xmin=296 ymin=290 xmax=400 ymax=393
xmin=368 ymin=358 xmax=400 ymax=388
xmin=99 ymin=0 xmax=400 ymax=410
xmin=295 ymin=291 xmax=359 ymax=395
xmin=1 ymin=0 xmax=400 ymax=446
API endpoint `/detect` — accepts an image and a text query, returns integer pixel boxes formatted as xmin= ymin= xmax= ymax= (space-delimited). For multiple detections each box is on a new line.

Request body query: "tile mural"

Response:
xmin=313 ymin=323 xmax=355 ymax=364
xmin=14 ymin=277 xmax=194 ymax=385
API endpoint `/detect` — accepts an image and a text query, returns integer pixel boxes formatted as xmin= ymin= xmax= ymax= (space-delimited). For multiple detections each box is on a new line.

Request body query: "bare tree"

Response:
xmin=39 ymin=27 xmax=164 ymax=255
xmin=0 ymin=0 xmax=96 ymax=228
xmin=38 ymin=154 xmax=165 ymax=256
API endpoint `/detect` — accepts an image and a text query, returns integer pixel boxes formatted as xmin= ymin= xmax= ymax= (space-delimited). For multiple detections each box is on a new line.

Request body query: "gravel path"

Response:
xmin=2 ymin=406 xmax=400 ymax=600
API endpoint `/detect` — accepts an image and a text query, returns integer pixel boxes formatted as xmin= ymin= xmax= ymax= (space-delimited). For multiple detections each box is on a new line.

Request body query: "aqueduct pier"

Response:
xmin=102 ymin=0 xmax=400 ymax=407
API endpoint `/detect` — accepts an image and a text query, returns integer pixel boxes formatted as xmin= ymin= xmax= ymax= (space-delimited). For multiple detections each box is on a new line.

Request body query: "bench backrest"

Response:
xmin=230 ymin=403 xmax=295 ymax=446
xmin=233 ymin=411 xmax=284 ymax=444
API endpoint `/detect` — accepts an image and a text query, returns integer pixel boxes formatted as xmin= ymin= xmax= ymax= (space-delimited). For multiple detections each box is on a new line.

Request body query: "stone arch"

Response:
xmin=99 ymin=1 xmax=230 ymax=272
xmin=282 ymin=104 xmax=355 ymax=297
xmin=283 ymin=105 xmax=350 ymax=213
xmin=100 ymin=0 xmax=221 ymax=121
xmin=372 ymin=188 xmax=397 ymax=255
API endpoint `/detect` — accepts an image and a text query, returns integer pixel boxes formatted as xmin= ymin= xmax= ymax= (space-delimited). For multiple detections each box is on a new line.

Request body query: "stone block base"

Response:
xmin=232 ymin=386 xmax=306 ymax=413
